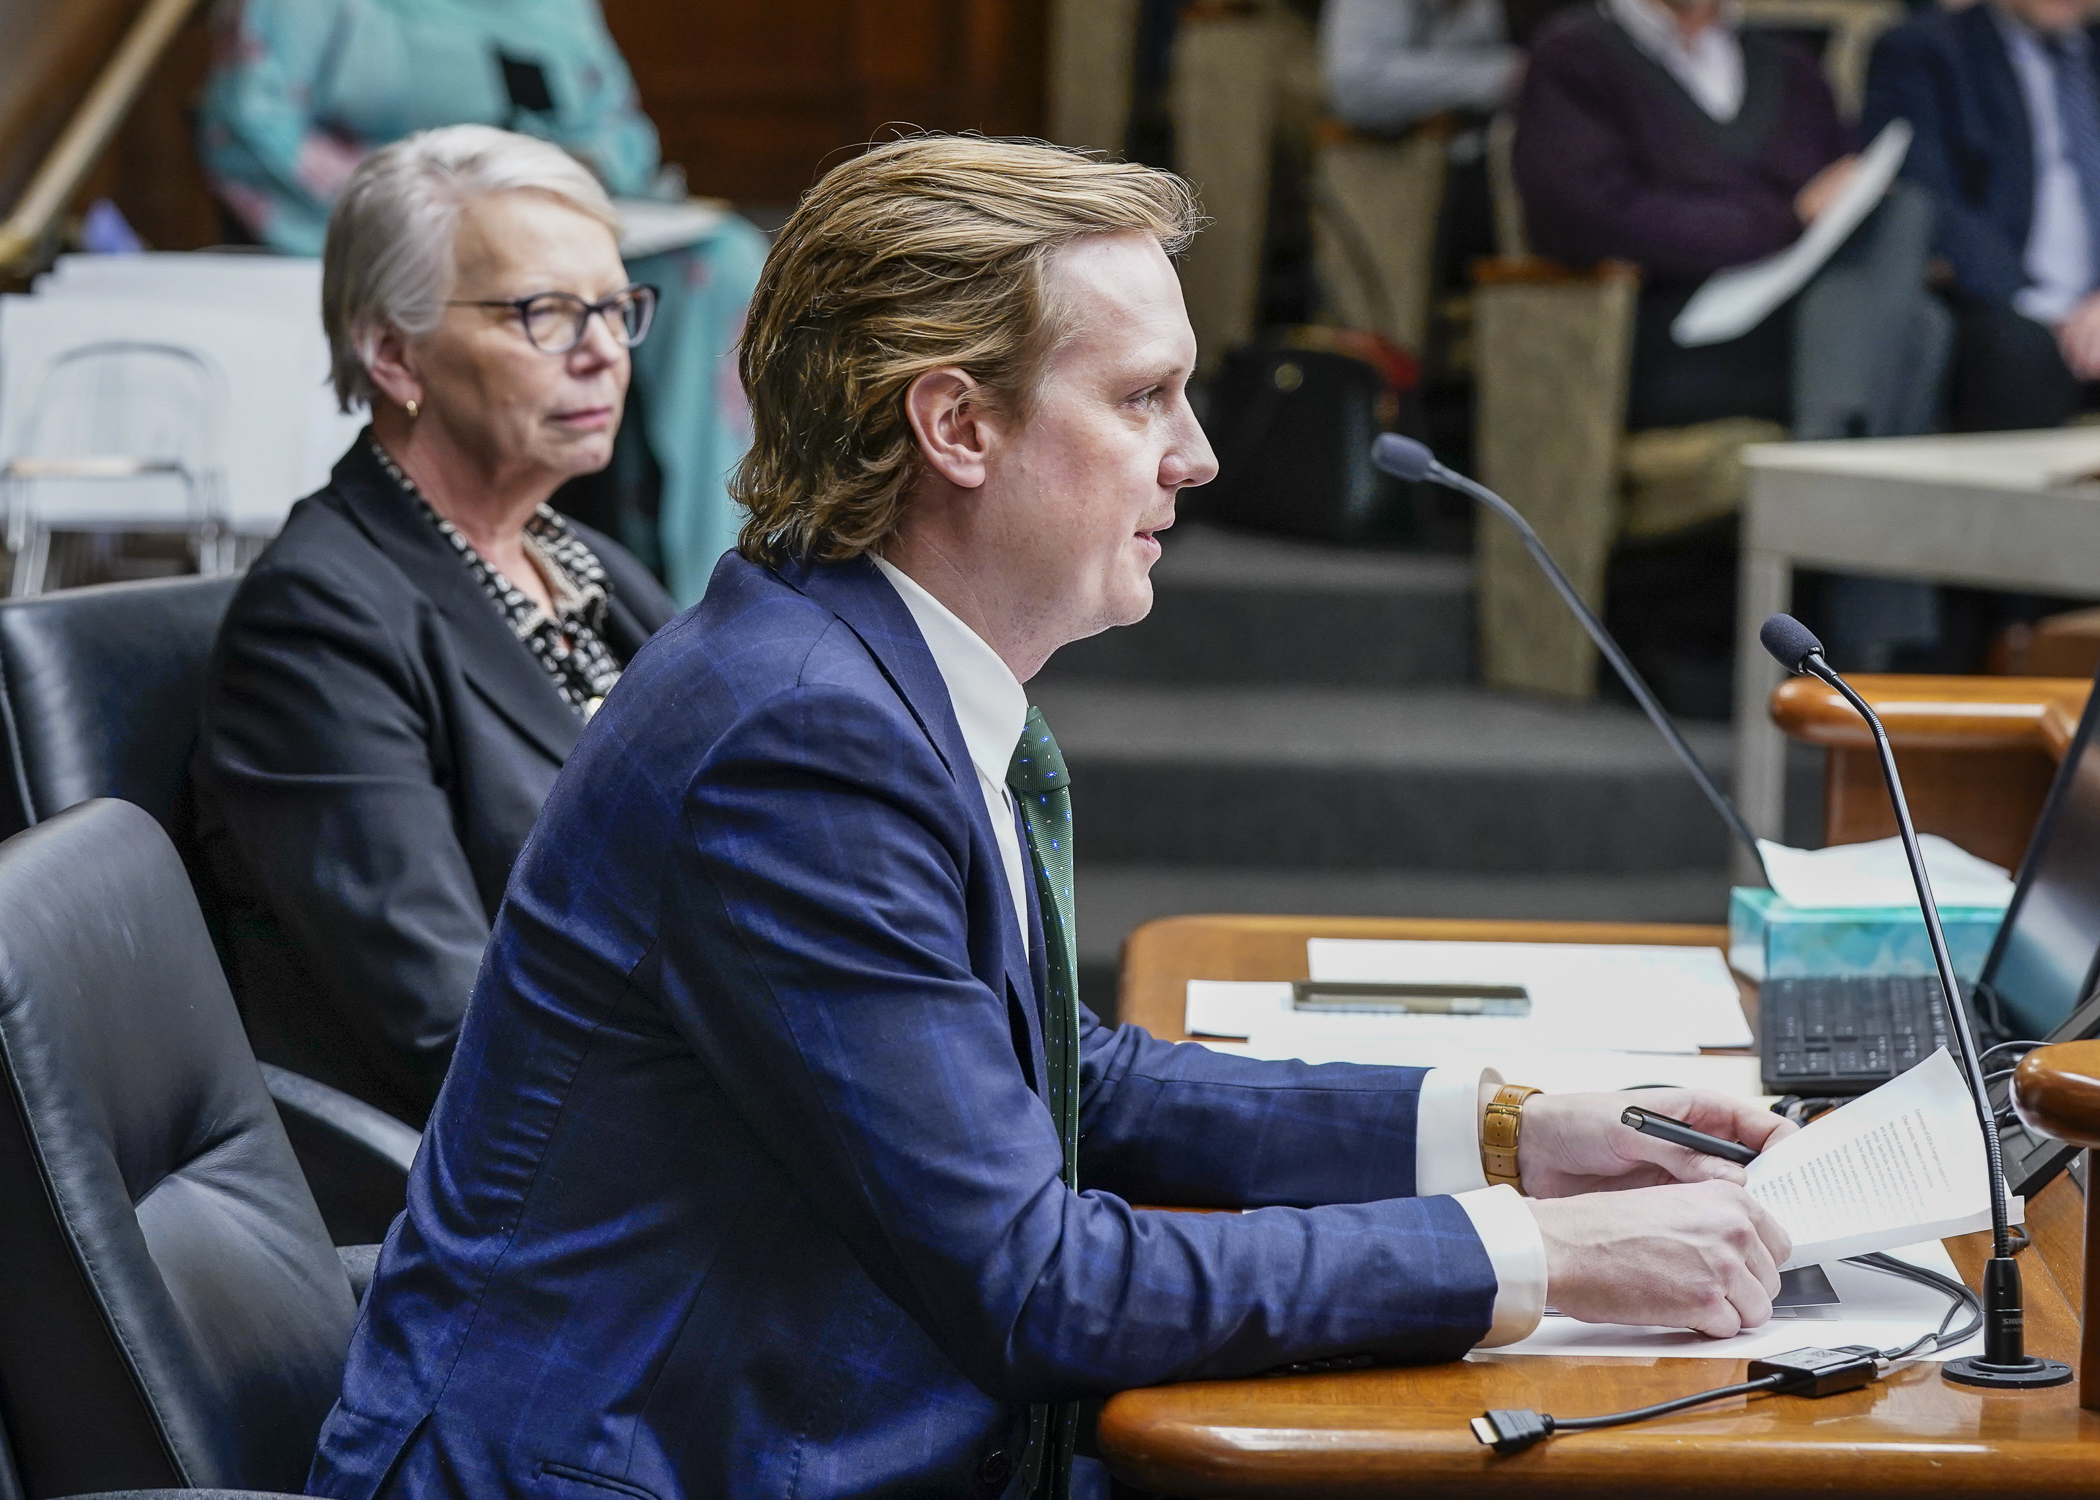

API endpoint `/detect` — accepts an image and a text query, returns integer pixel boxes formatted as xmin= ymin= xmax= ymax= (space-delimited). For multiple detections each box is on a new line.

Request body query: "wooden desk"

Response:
xmin=1101 ymin=915 xmax=2098 ymax=1497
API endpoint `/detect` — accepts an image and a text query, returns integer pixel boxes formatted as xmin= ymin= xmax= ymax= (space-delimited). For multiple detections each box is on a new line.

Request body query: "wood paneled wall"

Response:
xmin=1 ymin=0 xmax=220 ymax=261
xmin=601 ymin=0 xmax=1048 ymax=205
xmin=0 ymin=0 xmax=143 ymax=221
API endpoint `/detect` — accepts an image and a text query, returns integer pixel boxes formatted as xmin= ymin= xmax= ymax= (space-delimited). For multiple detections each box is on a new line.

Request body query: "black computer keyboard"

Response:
xmin=1760 ymin=974 xmax=1959 ymax=1096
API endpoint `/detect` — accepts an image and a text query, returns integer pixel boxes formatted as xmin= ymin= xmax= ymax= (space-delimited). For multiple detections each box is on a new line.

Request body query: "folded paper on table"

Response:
xmin=1748 ymin=1048 xmax=2016 ymax=1270
xmin=1479 ymin=1240 xmax=1981 ymax=1362
xmin=1754 ymin=835 xmax=2013 ymax=912
xmin=1302 ymin=940 xmax=1752 ymax=1051
xmin=1671 ymin=120 xmax=1911 ymax=347
xmin=1184 ymin=984 xmax=1765 ymax=1096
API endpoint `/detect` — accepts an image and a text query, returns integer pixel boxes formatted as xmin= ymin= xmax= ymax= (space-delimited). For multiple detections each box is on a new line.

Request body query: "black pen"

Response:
xmin=1620 ymin=1105 xmax=1760 ymax=1166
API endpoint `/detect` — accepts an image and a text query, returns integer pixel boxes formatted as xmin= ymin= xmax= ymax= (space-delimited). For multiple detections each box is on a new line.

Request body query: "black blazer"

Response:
xmin=1866 ymin=5 xmax=2100 ymax=306
xmin=192 ymin=438 xmax=677 ymax=1125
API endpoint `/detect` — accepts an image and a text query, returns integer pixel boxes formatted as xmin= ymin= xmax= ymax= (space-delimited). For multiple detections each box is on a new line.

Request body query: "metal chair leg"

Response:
xmin=17 ymin=525 xmax=52 ymax=597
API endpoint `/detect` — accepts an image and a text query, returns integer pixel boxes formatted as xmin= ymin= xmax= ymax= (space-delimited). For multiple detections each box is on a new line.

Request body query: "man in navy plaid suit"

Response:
xmin=311 ymin=135 xmax=1793 ymax=1500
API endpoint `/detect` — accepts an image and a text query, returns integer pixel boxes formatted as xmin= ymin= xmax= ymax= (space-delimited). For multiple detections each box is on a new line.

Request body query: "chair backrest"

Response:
xmin=0 ymin=799 xmax=356 ymax=1498
xmin=4 ymin=341 xmax=227 ymax=531
xmin=0 ymin=572 xmax=240 ymax=842
xmin=1738 ymin=0 xmax=1904 ymax=119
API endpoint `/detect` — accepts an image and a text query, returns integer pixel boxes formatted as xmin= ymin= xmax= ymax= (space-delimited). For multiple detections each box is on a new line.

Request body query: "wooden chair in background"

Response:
xmin=1771 ymin=674 xmax=2093 ymax=868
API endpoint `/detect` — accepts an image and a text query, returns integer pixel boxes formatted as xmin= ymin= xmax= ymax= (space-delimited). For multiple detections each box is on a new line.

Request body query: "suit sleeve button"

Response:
xmin=976 ymin=1449 xmax=1014 ymax=1491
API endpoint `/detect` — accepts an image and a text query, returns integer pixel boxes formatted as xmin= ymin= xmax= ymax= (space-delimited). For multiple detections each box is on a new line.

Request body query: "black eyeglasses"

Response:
xmin=447 ymin=283 xmax=659 ymax=353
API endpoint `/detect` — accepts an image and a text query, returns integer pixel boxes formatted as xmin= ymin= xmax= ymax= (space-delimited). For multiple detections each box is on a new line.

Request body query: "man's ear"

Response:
xmin=363 ymin=323 xmax=425 ymax=413
xmin=904 ymin=366 xmax=993 ymax=490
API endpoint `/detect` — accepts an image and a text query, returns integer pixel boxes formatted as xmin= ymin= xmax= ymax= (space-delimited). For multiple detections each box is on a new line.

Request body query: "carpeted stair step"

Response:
xmin=1029 ymin=680 xmax=1740 ymax=876
xmin=1041 ymin=522 xmax=1472 ymax=687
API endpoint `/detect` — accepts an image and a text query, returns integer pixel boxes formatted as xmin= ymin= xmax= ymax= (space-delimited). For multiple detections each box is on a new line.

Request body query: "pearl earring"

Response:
xmin=405 ymin=399 xmax=420 ymax=419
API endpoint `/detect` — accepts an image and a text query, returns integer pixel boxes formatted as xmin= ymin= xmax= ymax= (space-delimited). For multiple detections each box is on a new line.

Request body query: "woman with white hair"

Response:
xmin=193 ymin=125 xmax=677 ymax=1127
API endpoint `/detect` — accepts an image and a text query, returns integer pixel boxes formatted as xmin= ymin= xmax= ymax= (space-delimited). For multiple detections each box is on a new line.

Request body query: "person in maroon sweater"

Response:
xmin=1514 ymin=0 xmax=1947 ymax=438
xmin=1510 ymin=0 xmax=1952 ymax=693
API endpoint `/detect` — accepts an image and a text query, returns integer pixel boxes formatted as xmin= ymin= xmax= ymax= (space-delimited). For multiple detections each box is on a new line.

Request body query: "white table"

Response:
xmin=1733 ymin=429 xmax=2100 ymax=857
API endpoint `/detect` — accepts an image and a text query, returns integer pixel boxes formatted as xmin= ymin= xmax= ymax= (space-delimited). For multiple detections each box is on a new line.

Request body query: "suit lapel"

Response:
xmin=1960 ymin=5 xmax=2036 ymax=220
xmin=780 ymin=556 xmax=1042 ymax=1034
xmin=329 ymin=439 xmax=582 ymax=766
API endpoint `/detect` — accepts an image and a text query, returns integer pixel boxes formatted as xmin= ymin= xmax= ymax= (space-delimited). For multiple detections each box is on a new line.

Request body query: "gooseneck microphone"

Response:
xmin=1759 ymin=612 xmax=2071 ymax=1389
xmin=1371 ymin=434 xmax=1764 ymax=875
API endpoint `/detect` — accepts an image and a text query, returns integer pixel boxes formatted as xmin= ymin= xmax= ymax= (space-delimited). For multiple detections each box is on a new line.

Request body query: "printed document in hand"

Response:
xmin=1672 ymin=120 xmax=1912 ymax=348
xmin=1749 ymin=1048 xmax=2017 ymax=1270
xmin=1295 ymin=939 xmax=1752 ymax=1052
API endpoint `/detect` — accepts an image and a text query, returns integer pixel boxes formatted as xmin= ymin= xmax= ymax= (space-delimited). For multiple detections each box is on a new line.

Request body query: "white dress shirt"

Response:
xmin=1994 ymin=7 xmax=2096 ymax=325
xmin=871 ymin=555 xmax=1547 ymax=1346
xmin=1608 ymin=0 xmax=1746 ymax=123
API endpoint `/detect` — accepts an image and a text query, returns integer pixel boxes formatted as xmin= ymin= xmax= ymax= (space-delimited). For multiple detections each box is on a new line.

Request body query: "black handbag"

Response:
xmin=1194 ymin=332 xmax=1424 ymax=545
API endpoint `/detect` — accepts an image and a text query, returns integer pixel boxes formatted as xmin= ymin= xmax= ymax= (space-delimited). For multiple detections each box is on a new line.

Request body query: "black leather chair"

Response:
xmin=0 ymin=576 xmax=415 ymax=1243
xmin=0 ymin=573 xmax=239 ymax=844
xmin=0 ymin=800 xmax=362 ymax=1498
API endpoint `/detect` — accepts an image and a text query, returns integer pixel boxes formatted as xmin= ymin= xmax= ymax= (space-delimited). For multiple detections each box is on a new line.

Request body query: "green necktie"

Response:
xmin=1006 ymin=705 xmax=1080 ymax=1498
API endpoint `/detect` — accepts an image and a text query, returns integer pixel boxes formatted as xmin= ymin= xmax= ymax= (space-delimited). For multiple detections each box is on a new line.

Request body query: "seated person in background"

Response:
xmin=1516 ymin=0 xmax=1952 ymax=678
xmin=193 ymin=126 xmax=676 ymax=1126
xmin=311 ymin=135 xmax=1791 ymax=1500
xmin=1867 ymin=0 xmax=2100 ymax=433
xmin=1323 ymin=0 xmax=1525 ymax=135
xmin=200 ymin=0 xmax=768 ymax=602
xmin=1515 ymin=0 xmax=1947 ymax=441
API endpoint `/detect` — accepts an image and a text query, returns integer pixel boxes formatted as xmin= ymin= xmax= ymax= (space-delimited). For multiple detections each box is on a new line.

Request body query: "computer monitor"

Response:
xmin=1978 ymin=685 xmax=2100 ymax=1043
xmin=1973 ymin=679 xmax=2100 ymax=1195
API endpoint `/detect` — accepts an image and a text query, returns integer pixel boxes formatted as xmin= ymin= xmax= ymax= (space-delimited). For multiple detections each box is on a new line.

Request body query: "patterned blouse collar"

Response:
xmin=368 ymin=437 xmax=623 ymax=718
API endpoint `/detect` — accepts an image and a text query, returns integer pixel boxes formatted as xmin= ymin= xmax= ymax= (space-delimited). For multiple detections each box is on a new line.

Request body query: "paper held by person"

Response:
xmin=1672 ymin=120 xmax=1913 ymax=349
xmin=1748 ymin=1047 xmax=2019 ymax=1270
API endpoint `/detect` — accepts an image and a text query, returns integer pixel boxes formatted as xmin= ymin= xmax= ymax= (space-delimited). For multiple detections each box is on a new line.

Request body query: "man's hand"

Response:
xmin=1794 ymin=155 xmax=1860 ymax=226
xmin=2058 ymin=291 xmax=2100 ymax=380
xmin=1529 ymin=1180 xmax=1791 ymax=1337
xmin=1514 ymin=1087 xmax=1795 ymax=1198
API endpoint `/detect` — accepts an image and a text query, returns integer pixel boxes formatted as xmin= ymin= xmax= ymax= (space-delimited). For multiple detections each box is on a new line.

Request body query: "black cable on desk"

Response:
xmin=1471 ymin=1254 xmax=1983 ymax=1455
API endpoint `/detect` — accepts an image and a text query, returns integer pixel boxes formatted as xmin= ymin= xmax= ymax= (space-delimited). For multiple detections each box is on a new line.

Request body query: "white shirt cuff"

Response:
xmin=2015 ymin=283 xmax=2077 ymax=326
xmin=1413 ymin=1066 xmax=1496 ymax=1197
xmin=1454 ymin=1184 xmax=1548 ymax=1347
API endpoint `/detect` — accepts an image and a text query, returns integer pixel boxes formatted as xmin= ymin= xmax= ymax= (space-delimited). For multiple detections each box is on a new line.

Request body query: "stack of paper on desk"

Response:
xmin=1184 ymin=982 xmax=1766 ymax=1097
xmin=1292 ymin=939 xmax=1753 ymax=1052
xmin=1749 ymin=1048 xmax=2014 ymax=1269
xmin=1483 ymin=1239 xmax=1982 ymax=1362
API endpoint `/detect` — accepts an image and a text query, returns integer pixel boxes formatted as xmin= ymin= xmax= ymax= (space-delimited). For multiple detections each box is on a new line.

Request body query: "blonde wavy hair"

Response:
xmin=732 ymin=135 xmax=1201 ymax=565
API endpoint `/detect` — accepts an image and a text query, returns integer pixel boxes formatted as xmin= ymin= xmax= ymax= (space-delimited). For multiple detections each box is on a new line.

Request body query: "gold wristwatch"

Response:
xmin=1481 ymin=1084 xmax=1542 ymax=1192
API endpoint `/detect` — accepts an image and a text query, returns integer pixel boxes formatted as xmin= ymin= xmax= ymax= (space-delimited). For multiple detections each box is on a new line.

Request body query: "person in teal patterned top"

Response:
xmin=199 ymin=0 xmax=765 ymax=604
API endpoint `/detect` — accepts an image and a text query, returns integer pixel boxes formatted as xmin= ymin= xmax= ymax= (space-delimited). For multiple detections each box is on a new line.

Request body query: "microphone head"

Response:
xmin=1759 ymin=613 xmax=1826 ymax=673
xmin=1371 ymin=433 xmax=1437 ymax=483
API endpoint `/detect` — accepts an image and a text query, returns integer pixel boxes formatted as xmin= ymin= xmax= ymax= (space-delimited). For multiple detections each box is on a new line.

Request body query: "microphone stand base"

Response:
xmin=1943 ymin=1356 xmax=2073 ymax=1389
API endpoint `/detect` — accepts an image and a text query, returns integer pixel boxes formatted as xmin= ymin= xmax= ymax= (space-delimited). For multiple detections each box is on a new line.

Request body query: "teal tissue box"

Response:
xmin=1728 ymin=886 xmax=2005 ymax=983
